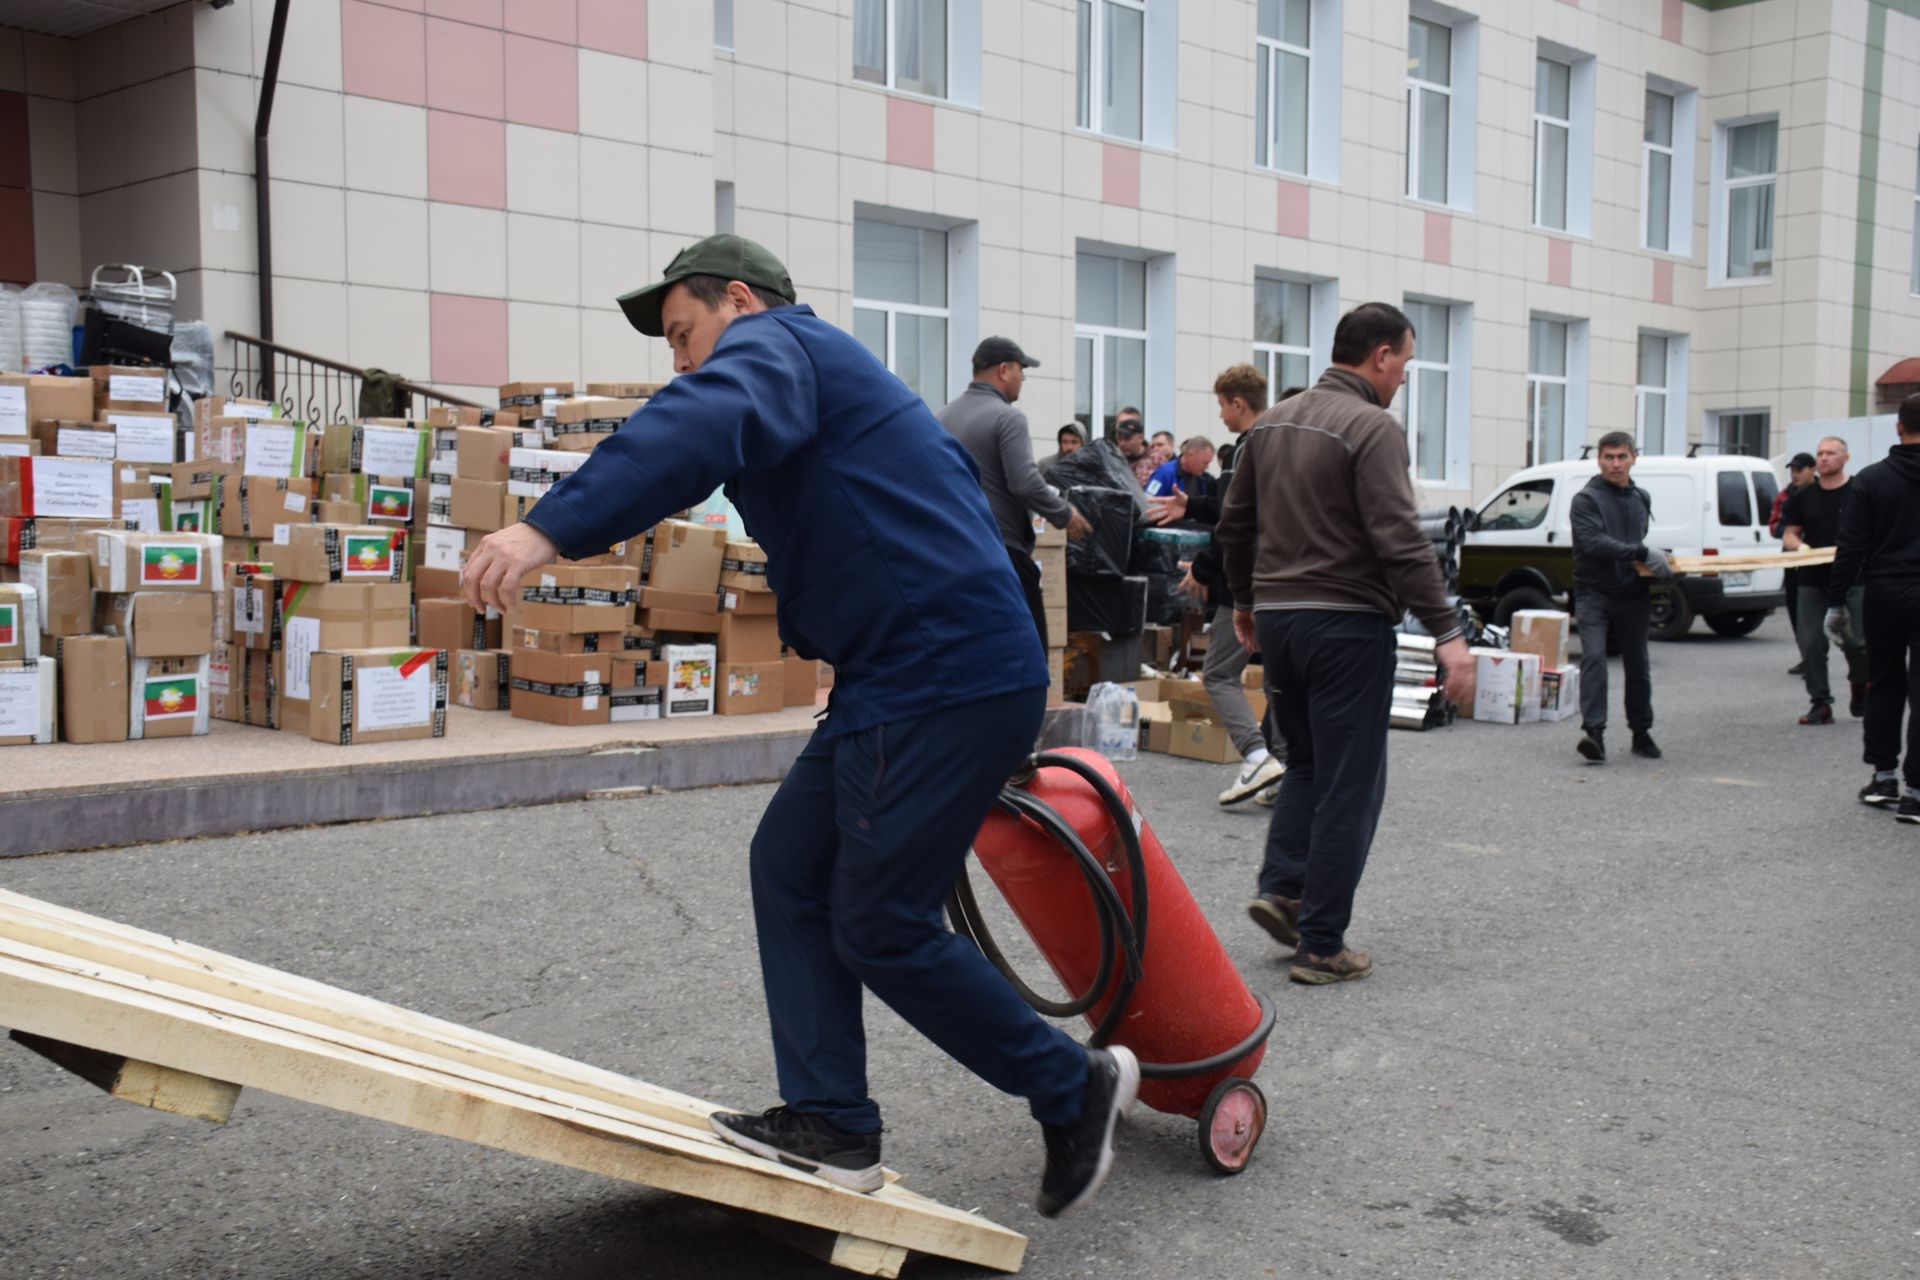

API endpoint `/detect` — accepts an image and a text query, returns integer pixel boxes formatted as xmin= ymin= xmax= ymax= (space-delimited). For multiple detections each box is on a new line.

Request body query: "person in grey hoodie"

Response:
xmin=1568 ymin=432 xmax=1673 ymax=764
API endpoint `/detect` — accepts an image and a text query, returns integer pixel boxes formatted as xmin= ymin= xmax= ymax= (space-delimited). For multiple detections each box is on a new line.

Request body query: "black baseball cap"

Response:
xmin=1788 ymin=452 xmax=1816 ymax=470
xmin=617 ymin=234 xmax=797 ymax=337
xmin=972 ymin=337 xmax=1040 ymax=370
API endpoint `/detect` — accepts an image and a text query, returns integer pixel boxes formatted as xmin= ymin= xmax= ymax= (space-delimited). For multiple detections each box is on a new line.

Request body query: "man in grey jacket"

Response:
xmin=939 ymin=338 xmax=1090 ymax=648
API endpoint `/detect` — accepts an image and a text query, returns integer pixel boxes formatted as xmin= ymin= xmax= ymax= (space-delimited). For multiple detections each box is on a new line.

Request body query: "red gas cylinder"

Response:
xmin=970 ymin=748 xmax=1267 ymax=1117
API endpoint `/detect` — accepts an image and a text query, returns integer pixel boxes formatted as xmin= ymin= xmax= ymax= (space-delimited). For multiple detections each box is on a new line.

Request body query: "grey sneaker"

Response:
xmin=709 ymin=1106 xmax=884 ymax=1193
xmin=1036 ymin=1046 xmax=1139 ymax=1217
xmin=1219 ymin=756 xmax=1285 ymax=806
xmin=1288 ymin=947 xmax=1373 ymax=985
xmin=1246 ymin=893 xmax=1301 ymax=947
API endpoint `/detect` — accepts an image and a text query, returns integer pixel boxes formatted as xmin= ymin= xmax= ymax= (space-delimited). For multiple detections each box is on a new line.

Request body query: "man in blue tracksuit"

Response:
xmin=463 ymin=235 xmax=1137 ymax=1216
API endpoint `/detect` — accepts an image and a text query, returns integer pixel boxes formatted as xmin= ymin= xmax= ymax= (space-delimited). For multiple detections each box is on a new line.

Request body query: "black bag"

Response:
xmin=1067 ymin=573 xmax=1148 ymax=636
xmin=1048 ymin=439 xmax=1147 ymax=518
xmin=1066 ymin=485 xmax=1136 ymax=577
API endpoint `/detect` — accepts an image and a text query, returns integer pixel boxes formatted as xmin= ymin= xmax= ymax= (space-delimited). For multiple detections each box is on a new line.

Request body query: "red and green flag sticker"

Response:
xmin=171 ymin=504 xmax=205 ymax=534
xmin=391 ymin=649 xmax=436 ymax=678
xmin=0 ymin=604 xmax=14 ymax=647
xmin=342 ymin=534 xmax=394 ymax=577
xmin=144 ymin=676 xmax=198 ymax=720
xmin=368 ymin=484 xmax=413 ymax=523
xmin=141 ymin=543 xmax=202 ymax=586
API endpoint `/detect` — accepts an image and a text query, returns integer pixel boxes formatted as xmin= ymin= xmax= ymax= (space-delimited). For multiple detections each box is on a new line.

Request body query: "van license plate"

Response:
xmin=1721 ymin=572 xmax=1752 ymax=588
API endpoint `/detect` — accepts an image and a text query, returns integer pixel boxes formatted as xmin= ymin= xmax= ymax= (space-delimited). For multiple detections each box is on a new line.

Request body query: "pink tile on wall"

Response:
xmin=366 ymin=0 xmax=425 ymax=9
xmin=426 ymin=16 xmax=503 ymax=117
xmin=0 ymin=91 xmax=27 ymax=190
xmin=887 ymin=97 xmax=933 ymax=170
xmin=504 ymin=0 xmax=575 ymax=43
xmin=1424 ymin=211 xmax=1450 ymax=265
xmin=1276 ymin=179 xmax=1309 ymax=239
xmin=1652 ymin=258 xmax=1673 ymax=306
xmin=1548 ymin=238 xmax=1572 ymax=287
xmin=341 ymin=0 xmax=426 ymax=106
xmin=1101 ymin=143 xmax=1139 ymax=208
xmin=505 ymin=35 xmax=577 ymax=131
xmin=1661 ymin=0 xmax=1683 ymax=41
xmin=431 ymin=292 xmax=507 ymax=385
xmin=425 ymin=0 xmax=502 ymax=25
xmin=427 ymin=110 xmax=505 ymax=207
xmin=579 ymin=0 xmax=646 ymax=59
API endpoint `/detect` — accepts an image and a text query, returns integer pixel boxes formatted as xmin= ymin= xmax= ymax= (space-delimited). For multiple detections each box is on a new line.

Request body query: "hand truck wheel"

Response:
xmin=1197 ymin=1077 xmax=1266 ymax=1174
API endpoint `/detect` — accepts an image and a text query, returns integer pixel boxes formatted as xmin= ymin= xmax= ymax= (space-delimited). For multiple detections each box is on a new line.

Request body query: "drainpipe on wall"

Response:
xmin=253 ymin=0 xmax=292 ymax=342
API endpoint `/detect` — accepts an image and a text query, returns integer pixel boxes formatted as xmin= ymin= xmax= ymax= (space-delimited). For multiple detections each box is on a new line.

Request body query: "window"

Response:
xmin=1407 ymin=18 xmax=1451 ymax=204
xmin=715 ymin=0 xmax=733 ymax=49
xmin=1911 ymin=143 xmax=1919 ymax=293
xmin=1076 ymin=0 xmax=1144 ymax=141
xmin=1635 ymin=332 xmax=1671 ymax=454
xmin=1254 ymin=278 xmax=1311 ymax=398
xmin=1534 ymin=57 xmax=1570 ymax=230
xmin=1710 ymin=410 xmax=1769 ymax=457
xmin=1479 ymin=480 xmax=1553 ymax=532
xmin=714 ymin=182 xmax=735 ymax=235
xmin=1716 ymin=472 xmax=1753 ymax=527
xmin=1257 ymin=0 xmax=1310 ymax=175
xmin=855 ymin=0 xmax=948 ymax=99
xmin=1075 ymin=252 xmax=1147 ymax=438
xmin=1527 ymin=318 xmax=1569 ymax=466
xmin=1644 ymin=89 xmax=1674 ymax=250
xmin=853 ymin=217 xmax=949 ymax=409
xmin=1753 ymin=468 xmax=1779 ymax=515
xmin=1715 ymin=119 xmax=1776 ymax=282
xmin=1402 ymin=300 xmax=1451 ymax=482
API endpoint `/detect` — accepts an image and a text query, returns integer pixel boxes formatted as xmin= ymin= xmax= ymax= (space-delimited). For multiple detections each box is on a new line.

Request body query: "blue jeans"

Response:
xmin=748 ymin=686 xmax=1087 ymax=1132
xmin=1254 ymin=609 xmax=1397 ymax=958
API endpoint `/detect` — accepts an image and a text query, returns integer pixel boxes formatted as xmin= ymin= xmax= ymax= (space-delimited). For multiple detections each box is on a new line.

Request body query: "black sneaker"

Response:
xmin=1036 ymin=1046 xmax=1139 ymax=1218
xmin=1246 ymin=893 xmax=1301 ymax=947
xmin=1788 ymin=662 xmax=1806 ymax=676
xmin=1631 ymin=731 xmax=1662 ymax=760
xmin=709 ymin=1106 xmax=884 ymax=1193
xmin=1860 ymin=777 xmax=1900 ymax=807
xmin=1850 ymin=682 xmax=1867 ymax=718
xmin=1577 ymin=729 xmax=1606 ymax=763
xmin=1899 ymin=794 xmax=1920 ymax=826
xmin=1799 ymin=703 xmax=1834 ymax=726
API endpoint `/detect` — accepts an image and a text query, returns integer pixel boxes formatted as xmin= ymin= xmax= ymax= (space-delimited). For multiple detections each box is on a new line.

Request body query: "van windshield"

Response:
xmin=1479 ymin=480 xmax=1553 ymax=530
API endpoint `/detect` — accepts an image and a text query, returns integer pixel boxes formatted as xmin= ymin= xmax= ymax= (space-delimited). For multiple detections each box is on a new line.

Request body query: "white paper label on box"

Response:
xmin=424 ymin=525 xmax=465 ymax=570
xmin=0 ymin=440 xmax=29 ymax=457
xmin=0 ymin=385 xmax=27 ymax=436
xmin=56 ymin=426 xmax=117 ymax=459
xmin=356 ymin=661 xmax=433 ymax=731
xmin=245 ymin=422 xmax=300 ymax=478
xmin=30 ymin=458 xmax=115 ymax=519
xmin=110 ymin=374 xmax=166 ymax=405
xmin=282 ymin=616 xmax=319 ymax=701
xmin=283 ymin=490 xmax=308 ymax=513
xmin=209 ymin=661 xmax=231 ymax=695
xmin=234 ymin=586 xmax=266 ymax=635
xmin=121 ymin=497 xmax=159 ymax=531
xmin=109 ymin=414 xmax=177 ymax=464
xmin=233 ymin=401 xmax=273 ymax=419
xmin=0 ymin=665 xmax=44 ymax=737
xmin=18 ymin=557 xmax=44 ymax=604
xmin=360 ymin=425 xmax=425 ymax=477
xmin=724 ymin=591 xmax=738 ymax=610
xmin=273 ymin=523 xmax=292 ymax=545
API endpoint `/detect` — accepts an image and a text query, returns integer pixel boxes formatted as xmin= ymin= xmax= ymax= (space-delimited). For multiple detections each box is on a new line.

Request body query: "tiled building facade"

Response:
xmin=3 ymin=0 xmax=1918 ymax=503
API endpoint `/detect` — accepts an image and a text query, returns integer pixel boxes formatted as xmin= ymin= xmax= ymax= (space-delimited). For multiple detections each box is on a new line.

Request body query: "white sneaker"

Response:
xmin=1253 ymin=779 xmax=1282 ymax=807
xmin=1219 ymin=755 xmax=1285 ymax=806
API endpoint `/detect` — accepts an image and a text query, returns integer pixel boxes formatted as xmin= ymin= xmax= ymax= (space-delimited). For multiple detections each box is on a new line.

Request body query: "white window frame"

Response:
xmin=1707 ymin=408 xmax=1771 ymax=458
xmin=852 ymin=209 xmax=974 ymax=410
xmin=1643 ymin=88 xmax=1675 ymax=251
xmin=1401 ymin=297 xmax=1471 ymax=488
xmin=1533 ymin=57 xmax=1571 ymax=231
xmin=1252 ymin=272 xmax=1335 ymax=401
xmin=1076 ymin=0 xmax=1146 ymax=142
xmin=1075 ymin=243 xmax=1174 ymax=437
xmin=1405 ymin=2 xmax=1477 ymax=212
xmin=1255 ymin=0 xmax=1341 ymax=182
xmin=1710 ymin=115 xmax=1778 ymax=288
xmin=1527 ymin=314 xmax=1588 ymax=467
xmin=1634 ymin=330 xmax=1689 ymax=456
xmin=1075 ymin=321 xmax=1149 ymax=441
xmin=1406 ymin=18 xmax=1452 ymax=205
xmin=1256 ymin=4 xmax=1310 ymax=176
xmin=855 ymin=0 xmax=953 ymax=101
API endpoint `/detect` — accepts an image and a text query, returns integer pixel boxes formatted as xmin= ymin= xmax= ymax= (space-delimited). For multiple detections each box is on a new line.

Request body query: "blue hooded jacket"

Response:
xmin=523 ymin=304 xmax=1048 ymax=738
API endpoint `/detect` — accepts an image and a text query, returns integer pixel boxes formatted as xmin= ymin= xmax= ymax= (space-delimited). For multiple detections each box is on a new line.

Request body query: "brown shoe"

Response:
xmin=1288 ymin=947 xmax=1373 ymax=984
xmin=1246 ymin=894 xmax=1301 ymax=947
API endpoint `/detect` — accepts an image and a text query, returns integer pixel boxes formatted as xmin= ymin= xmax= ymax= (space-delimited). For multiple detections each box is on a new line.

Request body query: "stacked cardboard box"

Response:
xmin=1510 ymin=609 xmax=1580 ymax=723
xmin=1032 ymin=516 xmax=1068 ymax=695
xmin=508 ymin=564 xmax=634 ymax=726
xmin=90 ymin=531 xmax=219 ymax=739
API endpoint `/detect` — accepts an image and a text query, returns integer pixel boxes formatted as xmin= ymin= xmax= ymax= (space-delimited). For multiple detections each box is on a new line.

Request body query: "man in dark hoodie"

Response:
xmin=1828 ymin=395 xmax=1920 ymax=823
xmin=1569 ymin=431 xmax=1673 ymax=764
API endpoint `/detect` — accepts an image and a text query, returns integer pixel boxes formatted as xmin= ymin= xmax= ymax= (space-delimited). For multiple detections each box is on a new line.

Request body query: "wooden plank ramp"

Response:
xmin=1636 ymin=547 xmax=1835 ymax=576
xmin=0 ymin=887 xmax=1025 ymax=1276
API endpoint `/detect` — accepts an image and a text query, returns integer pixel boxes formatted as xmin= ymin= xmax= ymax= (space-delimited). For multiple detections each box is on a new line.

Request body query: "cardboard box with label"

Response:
xmin=551 ymin=398 xmax=640 ymax=451
xmin=227 ymin=562 xmax=277 ymax=650
xmin=273 ymin=524 xmax=406 ymax=583
xmin=636 ymin=585 xmax=719 ymax=634
xmin=0 ymin=374 xmax=95 ymax=438
xmin=274 ymin=580 xmax=412 ymax=734
xmin=661 ymin=642 xmax=716 ymax=717
xmin=1539 ymin=666 xmax=1581 ymax=723
xmin=56 ymin=635 xmax=127 ymax=742
xmin=308 ymin=648 xmax=449 ymax=744
xmin=511 ymin=625 xmax=624 ymax=655
xmin=452 ymin=648 xmax=511 ymax=710
xmin=1034 ymin=544 xmax=1067 ymax=598
xmin=497 ymin=381 xmax=573 ymax=416
xmin=39 ymin=419 xmax=116 ymax=459
xmin=92 ymin=365 xmax=167 ymax=413
xmin=506 ymin=446 xmax=587 ymax=497
xmin=0 ymin=455 xmax=118 ymax=521
xmin=610 ymin=684 xmax=663 ymax=722
xmin=641 ymin=521 xmax=726 ymax=592
xmin=0 ymin=656 xmax=55 ymax=743
xmin=509 ymin=647 xmax=611 ymax=726
xmin=716 ymin=603 xmax=780 ymax=664
xmin=18 ymin=549 xmax=91 ymax=638
xmin=97 ymin=591 xmax=216 ymax=657
xmin=455 ymin=426 xmax=544 ymax=483
xmin=215 ymin=475 xmax=315 ymax=538
xmin=129 ymin=654 xmax=210 ymax=739
xmin=217 ymin=645 xmax=280 ymax=728
xmin=512 ymin=564 xmax=636 ymax=633
xmin=717 ymin=660 xmax=784 ymax=715
xmin=317 ymin=422 xmax=432 ymax=478
xmin=1 ymin=515 xmax=122 ymax=566
xmin=92 ymin=530 xmax=221 ymax=593
xmin=782 ymin=654 xmax=820 ymax=707
xmin=450 ymin=477 xmax=511 ymax=532
xmin=1471 ymin=648 xmax=1543 ymax=725
xmin=240 ymin=419 xmax=316 ymax=479
xmin=0 ymin=582 xmax=41 ymax=661
xmin=1510 ymin=610 xmax=1572 ymax=671
xmin=418 ymin=597 xmax=501 ymax=653
xmin=1166 ymin=697 xmax=1238 ymax=763
xmin=718 ymin=538 xmax=770 ymax=593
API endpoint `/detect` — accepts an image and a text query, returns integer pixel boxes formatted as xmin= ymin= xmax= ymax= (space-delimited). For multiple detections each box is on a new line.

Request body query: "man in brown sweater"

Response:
xmin=1215 ymin=302 xmax=1474 ymax=984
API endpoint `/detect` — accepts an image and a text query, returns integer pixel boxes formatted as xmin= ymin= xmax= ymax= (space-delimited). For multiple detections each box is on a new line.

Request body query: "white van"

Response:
xmin=1460 ymin=455 xmax=1788 ymax=641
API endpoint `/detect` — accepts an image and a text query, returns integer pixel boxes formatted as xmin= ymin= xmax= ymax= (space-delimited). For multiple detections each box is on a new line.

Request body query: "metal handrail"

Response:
xmin=224 ymin=331 xmax=480 ymax=425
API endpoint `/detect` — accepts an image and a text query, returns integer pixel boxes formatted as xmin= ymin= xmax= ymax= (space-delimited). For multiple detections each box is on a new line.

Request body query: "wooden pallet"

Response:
xmin=1636 ymin=547 xmax=1836 ymax=576
xmin=0 ymin=888 xmax=1024 ymax=1277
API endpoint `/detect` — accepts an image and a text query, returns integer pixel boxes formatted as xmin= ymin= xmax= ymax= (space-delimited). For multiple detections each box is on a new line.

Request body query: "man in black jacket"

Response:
xmin=1828 ymin=396 xmax=1920 ymax=822
xmin=1569 ymin=432 xmax=1673 ymax=764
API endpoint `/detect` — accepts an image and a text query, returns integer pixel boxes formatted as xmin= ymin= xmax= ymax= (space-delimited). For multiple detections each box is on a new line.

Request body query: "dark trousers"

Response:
xmin=1007 ymin=544 xmax=1048 ymax=650
xmin=1575 ymin=591 xmax=1653 ymax=734
xmin=1796 ymin=583 xmax=1867 ymax=707
xmin=1862 ymin=581 xmax=1920 ymax=788
xmin=748 ymin=686 xmax=1086 ymax=1133
xmin=1254 ymin=609 xmax=1396 ymax=958
xmin=1783 ymin=567 xmax=1799 ymax=633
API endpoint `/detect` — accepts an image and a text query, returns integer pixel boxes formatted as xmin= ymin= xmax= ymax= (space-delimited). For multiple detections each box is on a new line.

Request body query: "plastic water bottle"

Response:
xmin=1087 ymin=681 xmax=1139 ymax=762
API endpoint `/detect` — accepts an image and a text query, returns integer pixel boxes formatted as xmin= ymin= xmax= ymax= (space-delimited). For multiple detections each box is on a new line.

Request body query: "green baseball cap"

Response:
xmin=616 ymin=234 xmax=797 ymax=337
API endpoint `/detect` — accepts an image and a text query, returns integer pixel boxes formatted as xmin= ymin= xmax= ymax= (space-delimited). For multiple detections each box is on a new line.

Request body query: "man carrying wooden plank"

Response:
xmin=1782 ymin=436 xmax=1869 ymax=725
xmin=462 ymin=235 xmax=1138 ymax=1217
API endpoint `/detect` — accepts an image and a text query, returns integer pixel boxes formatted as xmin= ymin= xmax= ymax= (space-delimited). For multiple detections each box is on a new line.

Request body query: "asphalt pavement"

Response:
xmin=3 ymin=617 xmax=1916 ymax=1280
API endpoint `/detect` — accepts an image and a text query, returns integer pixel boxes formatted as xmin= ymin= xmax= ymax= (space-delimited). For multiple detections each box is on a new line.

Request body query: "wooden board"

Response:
xmin=0 ymin=890 xmax=1024 ymax=1275
xmin=1636 ymin=547 xmax=1835 ymax=576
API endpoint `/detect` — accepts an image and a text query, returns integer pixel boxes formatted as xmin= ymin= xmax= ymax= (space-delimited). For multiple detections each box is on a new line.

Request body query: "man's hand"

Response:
xmin=1824 ymin=606 xmax=1854 ymax=649
xmin=1233 ymin=607 xmax=1257 ymax=654
xmin=1065 ymin=506 xmax=1092 ymax=542
xmin=1145 ymin=490 xmax=1188 ymax=526
xmin=463 ymin=522 xmax=559 ymax=615
xmin=1435 ymin=636 xmax=1476 ymax=712
xmin=1641 ymin=546 xmax=1674 ymax=578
